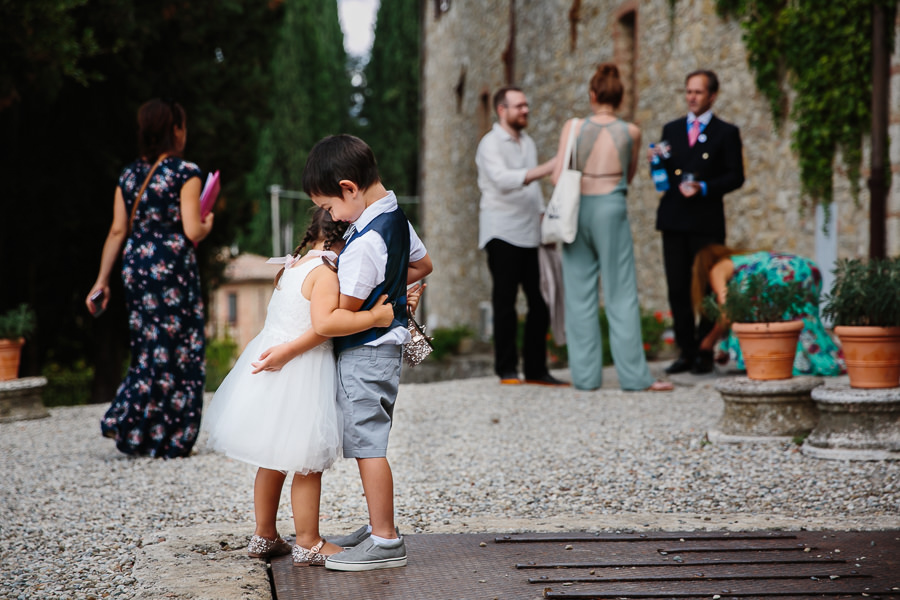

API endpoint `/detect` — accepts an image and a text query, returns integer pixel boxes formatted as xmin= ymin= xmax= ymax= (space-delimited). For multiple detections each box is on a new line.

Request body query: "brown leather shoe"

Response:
xmin=499 ymin=372 xmax=522 ymax=385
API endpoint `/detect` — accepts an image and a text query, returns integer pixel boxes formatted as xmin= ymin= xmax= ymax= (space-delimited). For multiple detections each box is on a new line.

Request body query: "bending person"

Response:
xmin=692 ymin=244 xmax=845 ymax=376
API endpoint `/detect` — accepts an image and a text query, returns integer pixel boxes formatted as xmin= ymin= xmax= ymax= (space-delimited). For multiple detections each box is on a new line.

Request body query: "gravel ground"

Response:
xmin=2 ymin=366 xmax=898 ymax=599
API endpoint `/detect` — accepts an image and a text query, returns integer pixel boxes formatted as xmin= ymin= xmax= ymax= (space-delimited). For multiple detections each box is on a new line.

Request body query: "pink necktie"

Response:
xmin=688 ymin=120 xmax=701 ymax=147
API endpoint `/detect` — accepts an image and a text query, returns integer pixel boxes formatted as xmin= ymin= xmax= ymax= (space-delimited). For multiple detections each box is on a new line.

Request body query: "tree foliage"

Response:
xmin=360 ymin=0 xmax=420 ymax=197
xmin=240 ymin=0 xmax=351 ymax=255
xmin=715 ymin=0 xmax=897 ymax=209
xmin=0 ymin=0 xmax=282 ymax=396
xmin=0 ymin=0 xmax=104 ymax=108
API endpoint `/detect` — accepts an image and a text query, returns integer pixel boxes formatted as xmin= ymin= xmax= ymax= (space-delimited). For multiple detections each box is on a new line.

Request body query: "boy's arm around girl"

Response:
xmin=250 ymin=276 xmax=394 ymax=374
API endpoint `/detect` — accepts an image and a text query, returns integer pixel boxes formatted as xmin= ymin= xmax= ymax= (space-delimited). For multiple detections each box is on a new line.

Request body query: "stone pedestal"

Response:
xmin=802 ymin=384 xmax=900 ymax=460
xmin=709 ymin=376 xmax=822 ymax=443
xmin=0 ymin=377 xmax=50 ymax=422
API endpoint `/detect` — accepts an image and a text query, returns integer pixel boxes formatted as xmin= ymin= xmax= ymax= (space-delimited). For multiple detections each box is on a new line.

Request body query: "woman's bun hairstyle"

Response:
xmin=589 ymin=62 xmax=624 ymax=109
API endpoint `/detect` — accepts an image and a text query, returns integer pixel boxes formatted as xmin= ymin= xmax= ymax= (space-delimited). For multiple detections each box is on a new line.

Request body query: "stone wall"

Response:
xmin=421 ymin=0 xmax=898 ymax=331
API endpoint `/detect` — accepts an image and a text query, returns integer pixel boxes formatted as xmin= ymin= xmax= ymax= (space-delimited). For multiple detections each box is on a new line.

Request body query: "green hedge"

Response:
xmin=42 ymin=361 xmax=93 ymax=407
xmin=429 ymin=307 xmax=672 ymax=367
xmin=205 ymin=336 xmax=238 ymax=392
xmin=595 ymin=307 xmax=671 ymax=367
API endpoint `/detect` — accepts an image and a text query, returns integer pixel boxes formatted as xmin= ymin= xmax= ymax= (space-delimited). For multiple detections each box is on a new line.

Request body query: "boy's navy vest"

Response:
xmin=333 ymin=208 xmax=410 ymax=354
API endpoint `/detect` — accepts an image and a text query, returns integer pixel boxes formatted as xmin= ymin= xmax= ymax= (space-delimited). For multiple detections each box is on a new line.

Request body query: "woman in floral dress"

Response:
xmin=692 ymin=244 xmax=845 ymax=377
xmin=86 ymin=99 xmax=214 ymax=458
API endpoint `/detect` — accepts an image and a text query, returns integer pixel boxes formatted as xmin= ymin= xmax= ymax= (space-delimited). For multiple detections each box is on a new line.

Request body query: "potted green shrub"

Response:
xmin=0 ymin=304 xmax=36 ymax=381
xmin=703 ymin=273 xmax=814 ymax=380
xmin=822 ymin=257 xmax=900 ymax=388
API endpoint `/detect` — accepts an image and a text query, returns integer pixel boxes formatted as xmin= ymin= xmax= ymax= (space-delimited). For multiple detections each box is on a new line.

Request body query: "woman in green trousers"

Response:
xmin=550 ymin=64 xmax=672 ymax=392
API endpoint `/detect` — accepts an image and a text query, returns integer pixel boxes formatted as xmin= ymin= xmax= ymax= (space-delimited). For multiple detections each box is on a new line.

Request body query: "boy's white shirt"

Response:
xmin=338 ymin=191 xmax=427 ymax=346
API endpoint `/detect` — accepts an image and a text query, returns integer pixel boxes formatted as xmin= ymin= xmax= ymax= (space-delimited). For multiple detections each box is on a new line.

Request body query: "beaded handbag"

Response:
xmin=403 ymin=308 xmax=433 ymax=367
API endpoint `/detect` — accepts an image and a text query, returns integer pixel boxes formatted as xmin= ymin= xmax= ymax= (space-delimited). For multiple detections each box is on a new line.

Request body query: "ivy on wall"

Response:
xmin=713 ymin=0 xmax=896 ymax=210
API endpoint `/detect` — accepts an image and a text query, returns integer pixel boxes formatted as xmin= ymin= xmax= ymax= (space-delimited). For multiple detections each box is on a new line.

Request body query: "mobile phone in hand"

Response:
xmin=90 ymin=289 xmax=105 ymax=318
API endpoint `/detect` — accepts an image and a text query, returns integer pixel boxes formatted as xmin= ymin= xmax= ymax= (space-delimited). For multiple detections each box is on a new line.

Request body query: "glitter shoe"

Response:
xmin=292 ymin=539 xmax=326 ymax=566
xmin=247 ymin=534 xmax=292 ymax=559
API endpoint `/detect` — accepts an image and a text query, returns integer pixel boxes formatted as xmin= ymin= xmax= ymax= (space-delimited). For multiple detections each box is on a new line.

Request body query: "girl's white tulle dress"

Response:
xmin=203 ymin=252 xmax=341 ymax=474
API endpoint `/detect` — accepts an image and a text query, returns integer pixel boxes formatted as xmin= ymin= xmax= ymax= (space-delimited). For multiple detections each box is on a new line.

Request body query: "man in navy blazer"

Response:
xmin=655 ymin=70 xmax=745 ymax=375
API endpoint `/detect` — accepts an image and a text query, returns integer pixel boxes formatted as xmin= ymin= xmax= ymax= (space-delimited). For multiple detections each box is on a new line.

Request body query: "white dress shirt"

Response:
xmin=688 ymin=109 xmax=713 ymax=128
xmin=475 ymin=123 xmax=544 ymax=249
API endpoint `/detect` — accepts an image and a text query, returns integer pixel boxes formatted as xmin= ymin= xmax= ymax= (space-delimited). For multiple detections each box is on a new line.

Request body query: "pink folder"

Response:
xmin=200 ymin=170 xmax=220 ymax=218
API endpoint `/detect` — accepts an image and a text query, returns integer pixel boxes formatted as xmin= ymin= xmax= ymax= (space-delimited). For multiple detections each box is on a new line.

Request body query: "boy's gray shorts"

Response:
xmin=336 ymin=344 xmax=402 ymax=459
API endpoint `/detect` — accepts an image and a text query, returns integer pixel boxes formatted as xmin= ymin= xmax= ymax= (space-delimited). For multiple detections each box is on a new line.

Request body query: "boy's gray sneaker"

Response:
xmin=327 ymin=525 xmax=400 ymax=548
xmin=327 ymin=525 xmax=372 ymax=548
xmin=324 ymin=537 xmax=407 ymax=571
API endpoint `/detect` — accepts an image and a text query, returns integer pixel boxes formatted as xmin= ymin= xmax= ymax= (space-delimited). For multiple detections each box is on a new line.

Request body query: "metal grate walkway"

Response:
xmin=271 ymin=530 xmax=900 ymax=599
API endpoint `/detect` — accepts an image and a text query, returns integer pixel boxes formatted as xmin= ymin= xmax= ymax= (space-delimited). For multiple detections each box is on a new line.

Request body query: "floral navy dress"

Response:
xmin=719 ymin=251 xmax=846 ymax=377
xmin=101 ymin=156 xmax=206 ymax=458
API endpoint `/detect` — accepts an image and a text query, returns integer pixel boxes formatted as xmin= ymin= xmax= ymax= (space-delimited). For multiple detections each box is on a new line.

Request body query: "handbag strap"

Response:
xmin=407 ymin=306 xmax=434 ymax=348
xmin=128 ymin=154 xmax=168 ymax=233
xmin=563 ymin=119 xmax=579 ymax=170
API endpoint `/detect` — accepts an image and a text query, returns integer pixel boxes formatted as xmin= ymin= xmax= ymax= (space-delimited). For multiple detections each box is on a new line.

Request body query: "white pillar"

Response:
xmin=815 ymin=202 xmax=838 ymax=326
xmin=269 ymin=185 xmax=281 ymax=256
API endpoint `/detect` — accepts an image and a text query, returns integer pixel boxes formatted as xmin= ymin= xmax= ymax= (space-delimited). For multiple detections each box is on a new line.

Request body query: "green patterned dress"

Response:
xmin=719 ymin=252 xmax=845 ymax=376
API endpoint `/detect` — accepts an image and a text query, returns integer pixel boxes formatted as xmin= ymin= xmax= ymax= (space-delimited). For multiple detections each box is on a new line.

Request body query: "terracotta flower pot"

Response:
xmin=732 ymin=321 xmax=804 ymax=380
xmin=0 ymin=337 xmax=25 ymax=381
xmin=834 ymin=325 xmax=900 ymax=389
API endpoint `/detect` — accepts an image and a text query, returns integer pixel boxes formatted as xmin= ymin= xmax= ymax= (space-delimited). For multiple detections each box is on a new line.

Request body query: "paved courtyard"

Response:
xmin=2 ymin=362 xmax=897 ymax=599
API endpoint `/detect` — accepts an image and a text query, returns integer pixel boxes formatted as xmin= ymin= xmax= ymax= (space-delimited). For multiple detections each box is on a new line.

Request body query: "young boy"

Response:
xmin=301 ymin=134 xmax=432 ymax=571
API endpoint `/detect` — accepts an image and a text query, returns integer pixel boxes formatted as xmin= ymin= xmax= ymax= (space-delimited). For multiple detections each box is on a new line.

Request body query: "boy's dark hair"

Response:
xmin=273 ymin=207 xmax=348 ymax=287
xmin=302 ymin=134 xmax=380 ymax=197
xmin=137 ymin=98 xmax=186 ymax=159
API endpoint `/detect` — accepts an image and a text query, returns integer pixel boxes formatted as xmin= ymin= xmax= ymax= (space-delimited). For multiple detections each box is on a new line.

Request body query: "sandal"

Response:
xmin=292 ymin=539 xmax=326 ymax=566
xmin=646 ymin=380 xmax=674 ymax=392
xmin=247 ymin=534 xmax=292 ymax=559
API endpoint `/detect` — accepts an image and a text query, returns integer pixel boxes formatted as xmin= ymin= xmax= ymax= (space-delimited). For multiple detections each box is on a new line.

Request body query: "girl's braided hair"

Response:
xmin=274 ymin=207 xmax=348 ymax=288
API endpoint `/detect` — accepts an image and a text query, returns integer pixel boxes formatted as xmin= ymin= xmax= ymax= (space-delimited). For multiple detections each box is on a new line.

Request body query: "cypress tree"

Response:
xmin=242 ymin=0 xmax=351 ymax=255
xmin=361 ymin=1 xmax=420 ymax=199
xmin=0 ymin=0 xmax=282 ymax=397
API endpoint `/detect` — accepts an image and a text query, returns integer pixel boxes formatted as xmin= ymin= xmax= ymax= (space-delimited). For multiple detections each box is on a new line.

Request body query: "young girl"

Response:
xmin=203 ymin=209 xmax=395 ymax=566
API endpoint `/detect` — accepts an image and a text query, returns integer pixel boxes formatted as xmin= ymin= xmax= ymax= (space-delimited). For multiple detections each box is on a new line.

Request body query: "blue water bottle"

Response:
xmin=649 ymin=143 xmax=669 ymax=192
xmin=650 ymin=144 xmax=669 ymax=192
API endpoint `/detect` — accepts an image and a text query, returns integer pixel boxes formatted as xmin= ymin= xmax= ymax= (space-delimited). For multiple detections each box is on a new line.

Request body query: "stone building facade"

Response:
xmin=420 ymin=0 xmax=900 ymax=333
xmin=208 ymin=254 xmax=279 ymax=352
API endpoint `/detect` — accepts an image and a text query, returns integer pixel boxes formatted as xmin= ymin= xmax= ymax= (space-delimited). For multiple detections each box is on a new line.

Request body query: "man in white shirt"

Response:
xmin=475 ymin=86 xmax=566 ymax=386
